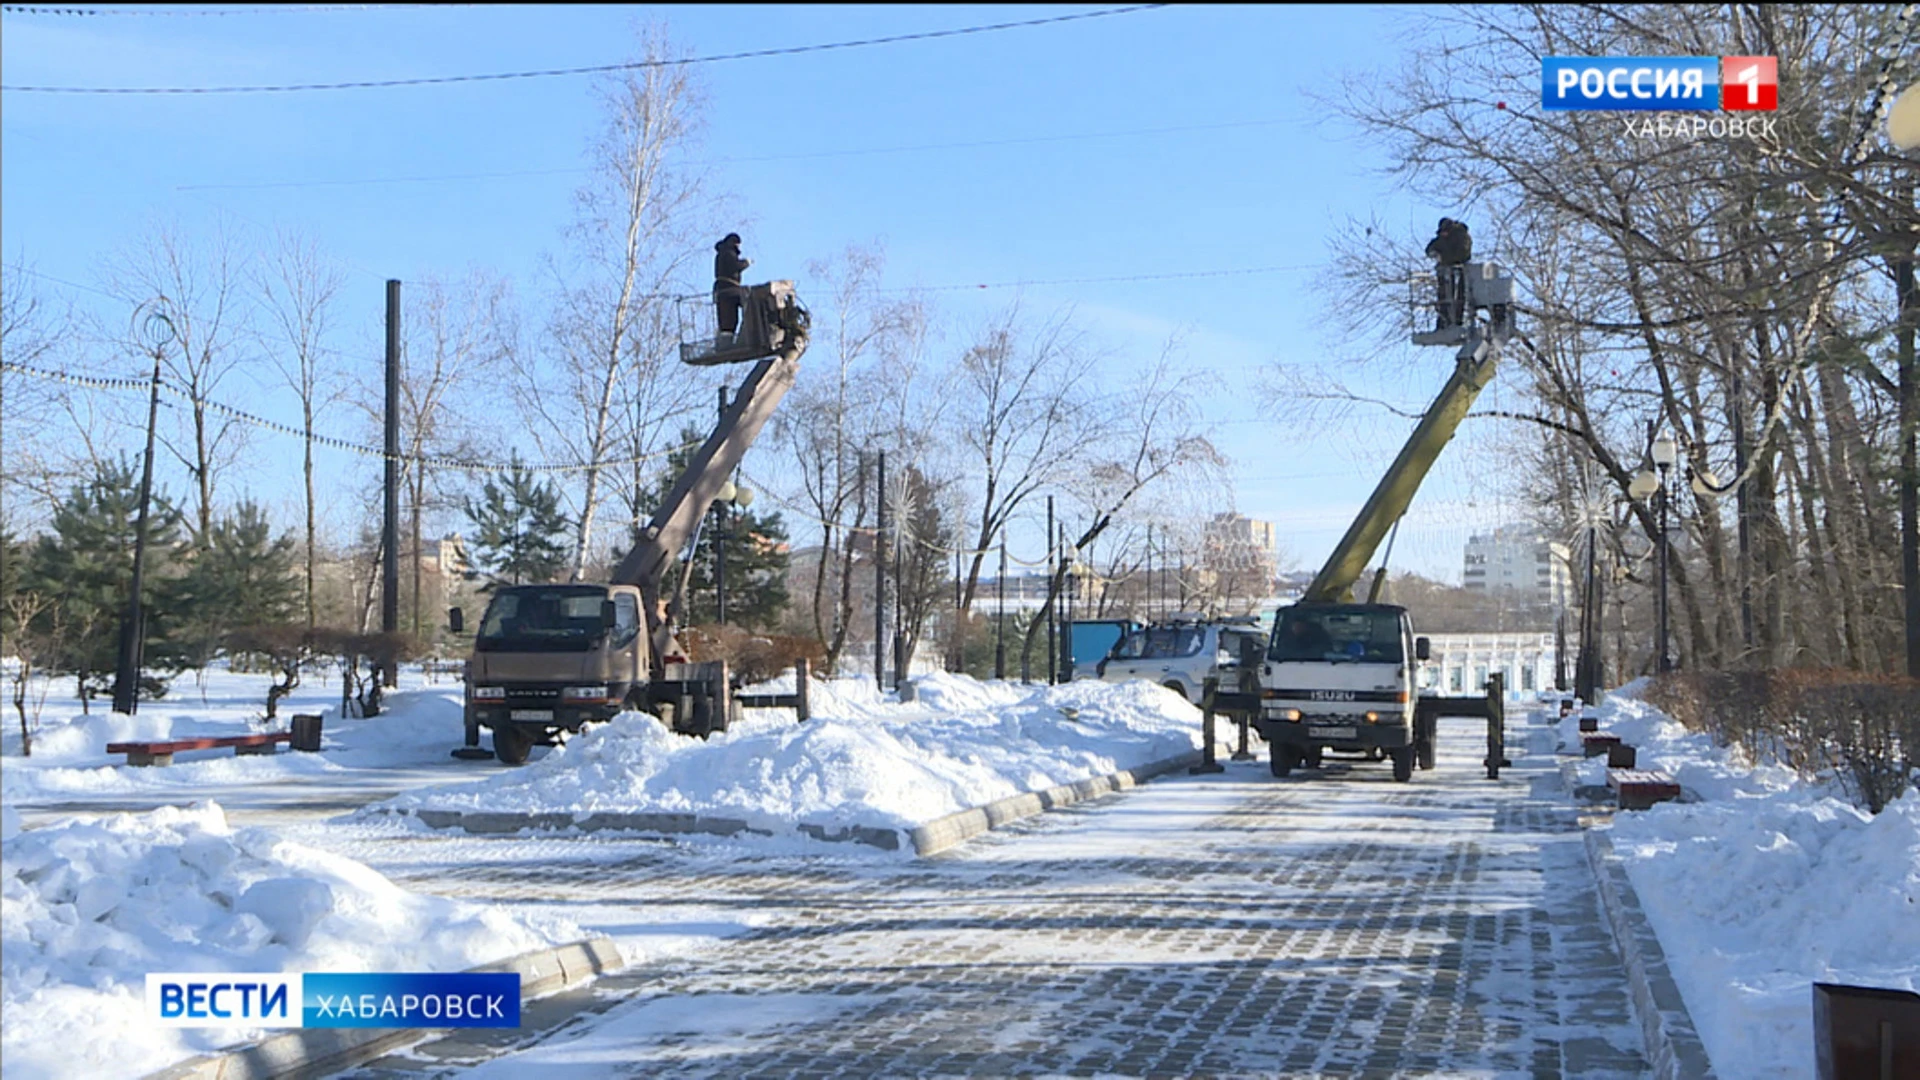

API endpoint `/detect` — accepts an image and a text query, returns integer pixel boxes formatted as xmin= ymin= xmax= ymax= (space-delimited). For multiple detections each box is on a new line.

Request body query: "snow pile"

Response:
xmin=1 ymin=802 xmax=582 ymax=1080
xmin=375 ymin=674 xmax=1202 ymax=840
xmin=2 ymin=680 xmax=469 ymax=803
xmin=1573 ymin=686 xmax=1920 ymax=1080
xmin=1556 ymin=685 xmax=1803 ymax=800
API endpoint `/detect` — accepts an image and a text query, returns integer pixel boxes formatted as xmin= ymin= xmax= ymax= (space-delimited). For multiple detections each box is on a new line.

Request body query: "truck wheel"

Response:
xmin=1390 ymin=746 xmax=1414 ymax=782
xmin=492 ymin=724 xmax=531 ymax=766
xmin=1304 ymin=746 xmax=1324 ymax=769
xmin=1416 ymin=733 xmax=1436 ymax=771
xmin=1162 ymin=681 xmax=1188 ymax=703
xmin=1270 ymin=744 xmax=1299 ymax=778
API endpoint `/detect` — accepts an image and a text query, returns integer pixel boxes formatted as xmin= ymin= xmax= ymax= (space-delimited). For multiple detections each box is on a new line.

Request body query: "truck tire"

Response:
xmin=1417 ymin=732 xmax=1436 ymax=771
xmin=1162 ymin=681 xmax=1189 ymax=703
xmin=1390 ymin=746 xmax=1414 ymax=782
xmin=492 ymin=724 xmax=532 ymax=766
xmin=1270 ymin=744 xmax=1299 ymax=778
xmin=1304 ymin=746 xmax=1324 ymax=769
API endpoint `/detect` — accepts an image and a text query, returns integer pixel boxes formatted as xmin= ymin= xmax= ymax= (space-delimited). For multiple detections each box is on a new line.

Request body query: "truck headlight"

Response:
xmin=472 ymin=686 xmax=505 ymax=700
xmin=563 ymin=685 xmax=612 ymax=702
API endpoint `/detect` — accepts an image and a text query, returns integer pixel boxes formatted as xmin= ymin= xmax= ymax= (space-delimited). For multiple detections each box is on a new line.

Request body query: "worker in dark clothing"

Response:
xmin=1424 ymin=218 xmax=1472 ymax=329
xmin=713 ymin=233 xmax=750 ymax=346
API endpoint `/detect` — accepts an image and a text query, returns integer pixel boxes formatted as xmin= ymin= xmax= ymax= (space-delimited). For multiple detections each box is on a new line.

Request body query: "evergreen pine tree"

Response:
xmin=22 ymin=458 xmax=187 ymax=701
xmin=646 ymin=427 xmax=791 ymax=629
xmin=174 ymin=501 xmax=301 ymax=668
xmin=464 ymin=457 xmax=571 ymax=587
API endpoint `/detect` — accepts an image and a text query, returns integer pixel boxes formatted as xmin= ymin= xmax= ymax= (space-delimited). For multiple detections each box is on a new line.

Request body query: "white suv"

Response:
xmin=1095 ymin=617 xmax=1266 ymax=705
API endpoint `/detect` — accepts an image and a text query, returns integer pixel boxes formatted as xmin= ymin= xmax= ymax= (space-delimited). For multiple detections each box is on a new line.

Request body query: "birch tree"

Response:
xmin=255 ymin=231 xmax=345 ymax=629
xmin=106 ymin=225 xmax=251 ymax=542
xmin=522 ymin=27 xmax=717 ymax=580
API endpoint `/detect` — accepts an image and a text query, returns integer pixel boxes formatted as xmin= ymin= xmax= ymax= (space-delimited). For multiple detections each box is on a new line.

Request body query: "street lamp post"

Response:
xmin=1651 ymin=434 xmax=1677 ymax=673
xmin=1630 ymin=434 xmax=1679 ymax=676
xmin=113 ymin=304 xmax=175 ymax=715
xmin=711 ymin=480 xmax=752 ymax=624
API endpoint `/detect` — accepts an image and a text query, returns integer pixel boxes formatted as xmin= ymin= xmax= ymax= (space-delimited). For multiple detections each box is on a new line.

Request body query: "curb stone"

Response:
xmin=386 ymin=749 xmax=1204 ymax=857
xmin=909 ymin=749 xmax=1203 ymax=856
xmin=1549 ymin=729 xmax=1717 ymax=1080
xmin=143 ymin=937 xmax=623 ymax=1080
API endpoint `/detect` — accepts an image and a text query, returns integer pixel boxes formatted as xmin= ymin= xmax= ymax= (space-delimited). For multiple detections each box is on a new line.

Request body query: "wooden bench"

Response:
xmin=106 ymin=733 xmax=292 ymax=767
xmin=1581 ymin=732 xmax=1621 ymax=757
xmin=1607 ymin=768 xmax=1681 ymax=810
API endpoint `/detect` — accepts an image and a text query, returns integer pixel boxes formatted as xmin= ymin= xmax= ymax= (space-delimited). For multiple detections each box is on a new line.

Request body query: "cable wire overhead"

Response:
xmin=4 ymin=5 xmax=1166 ymax=94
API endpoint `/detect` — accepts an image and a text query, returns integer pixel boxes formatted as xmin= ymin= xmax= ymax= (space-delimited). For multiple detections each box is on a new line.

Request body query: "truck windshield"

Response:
xmin=1269 ymin=607 xmax=1405 ymax=664
xmin=1110 ymin=627 xmax=1205 ymax=660
xmin=475 ymin=586 xmax=608 ymax=652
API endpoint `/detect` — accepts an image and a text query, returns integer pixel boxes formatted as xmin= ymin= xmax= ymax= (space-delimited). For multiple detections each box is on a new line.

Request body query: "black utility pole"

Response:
xmin=1576 ymin=522 xmax=1600 ymax=703
xmin=875 ymin=449 xmax=887 ymax=689
xmin=995 ymin=536 xmax=1007 ymax=680
xmin=715 ymin=385 xmax=729 ymax=624
xmin=1061 ymin=527 xmax=1075 ymax=681
xmin=112 ymin=308 xmax=171 ymax=715
xmin=1900 ymin=181 xmax=1919 ymax=678
xmin=1052 ymin=495 xmax=1067 ymax=680
xmin=381 ymin=280 xmax=401 ymax=689
xmin=892 ymin=495 xmax=906 ymax=685
xmin=1655 ymin=479 xmax=1672 ymax=674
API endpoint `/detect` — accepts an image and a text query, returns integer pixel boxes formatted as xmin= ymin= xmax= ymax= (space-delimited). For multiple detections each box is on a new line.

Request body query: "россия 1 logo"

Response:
xmin=1541 ymin=56 xmax=1778 ymax=112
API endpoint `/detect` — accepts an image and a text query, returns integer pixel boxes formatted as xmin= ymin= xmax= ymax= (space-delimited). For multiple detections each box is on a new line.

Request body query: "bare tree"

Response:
xmin=255 ymin=231 xmax=346 ymax=629
xmin=948 ymin=303 xmax=1099 ymax=616
xmin=1018 ymin=338 xmax=1226 ymax=660
xmin=354 ymin=273 xmax=512 ymax=638
xmin=519 ymin=26 xmax=720 ymax=580
xmin=769 ymin=245 xmax=931 ymax=672
xmin=105 ymin=224 xmax=252 ymax=541
xmin=1310 ymin=4 xmax=1914 ymax=673
xmin=1 ymin=257 xmax=70 ymax=529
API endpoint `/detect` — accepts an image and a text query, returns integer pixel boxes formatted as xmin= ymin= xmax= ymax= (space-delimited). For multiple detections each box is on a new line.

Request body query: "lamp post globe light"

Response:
xmin=711 ymin=480 xmax=752 ymax=624
xmin=112 ymin=303 xmax=176 ymax=715
xmin=1644 ymin=433 xmax=1679 ymax=674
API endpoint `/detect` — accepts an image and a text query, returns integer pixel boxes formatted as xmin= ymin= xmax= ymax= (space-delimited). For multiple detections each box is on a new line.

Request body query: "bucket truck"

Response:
xmin=449 ymin=282 xmax=809 ymax=764
xmin=1253 ymin=263 xmax=1515 ymax=781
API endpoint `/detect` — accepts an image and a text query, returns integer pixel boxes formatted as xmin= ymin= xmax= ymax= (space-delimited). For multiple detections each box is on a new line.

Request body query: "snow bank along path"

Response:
xmin=1562 ymin=688 xmax=1920 ymax=1080
xmin=0 ymin=802 xmax=584 ymax=1080
xmin=372 ymin=674 xmax=1205 ymax=853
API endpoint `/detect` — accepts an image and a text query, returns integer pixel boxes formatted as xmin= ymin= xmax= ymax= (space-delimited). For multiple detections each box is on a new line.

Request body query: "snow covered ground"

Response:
xmin=1558 ymin=683 xmax=1920 ymax=1080
xmin=371 ymin=672 xmax=1205 ymax=843
xmin=0 ymin=800 xmax=584 ymax=1080
xmin=0 ymin=667 xmax=1205 ymax=1079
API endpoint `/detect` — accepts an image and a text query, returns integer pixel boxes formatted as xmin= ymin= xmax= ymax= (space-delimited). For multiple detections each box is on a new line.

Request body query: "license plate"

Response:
xmin=1313 ymin=726 xmax=1357 ymax=740
xmin=509 ymin=709 xmax=553 ymax=721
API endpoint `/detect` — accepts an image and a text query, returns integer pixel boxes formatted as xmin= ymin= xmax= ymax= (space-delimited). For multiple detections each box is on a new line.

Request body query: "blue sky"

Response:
xmin=2 ymin=3 xmax=1539 ymax=582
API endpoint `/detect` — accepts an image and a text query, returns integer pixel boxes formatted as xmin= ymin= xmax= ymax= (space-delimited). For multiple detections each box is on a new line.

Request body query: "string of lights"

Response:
xmin=3 ymin=5 xmax=1166 ymax=94
xmin=2 ymin=359 xmax=709 ymax=475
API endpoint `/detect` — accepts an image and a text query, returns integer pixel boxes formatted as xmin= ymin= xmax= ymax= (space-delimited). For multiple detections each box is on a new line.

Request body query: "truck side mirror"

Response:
xmin=1415 ymin=636 xmax=1431 ymax=661
xmin=601 ymin=599 xmax=618 ymax=629
xmin=449 ymin=607 xmax=464 ymax=634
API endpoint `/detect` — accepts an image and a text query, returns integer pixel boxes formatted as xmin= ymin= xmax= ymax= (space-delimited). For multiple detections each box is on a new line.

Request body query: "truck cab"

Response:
xmin=454 ymin=583 xmax=648 ymax=765
xmin=1253 ymin=603 xmax=1431 ymax=780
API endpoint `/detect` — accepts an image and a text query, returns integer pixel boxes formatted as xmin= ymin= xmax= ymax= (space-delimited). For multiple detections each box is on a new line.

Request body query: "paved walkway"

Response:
xmin=346 ymin=716 xmax=1650 ymax=1078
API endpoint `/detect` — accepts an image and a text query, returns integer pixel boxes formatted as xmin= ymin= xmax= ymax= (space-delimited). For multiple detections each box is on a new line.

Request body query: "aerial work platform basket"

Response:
xmin=1409 ymin=261 xmax=1514 ymax=347
xmin=679 ymin=280 xmax=810 ymax=366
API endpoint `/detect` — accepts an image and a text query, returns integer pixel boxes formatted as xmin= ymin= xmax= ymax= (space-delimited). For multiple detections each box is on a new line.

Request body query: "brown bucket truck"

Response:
xmin=448 ymin=282 xmax=808 ymax=764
